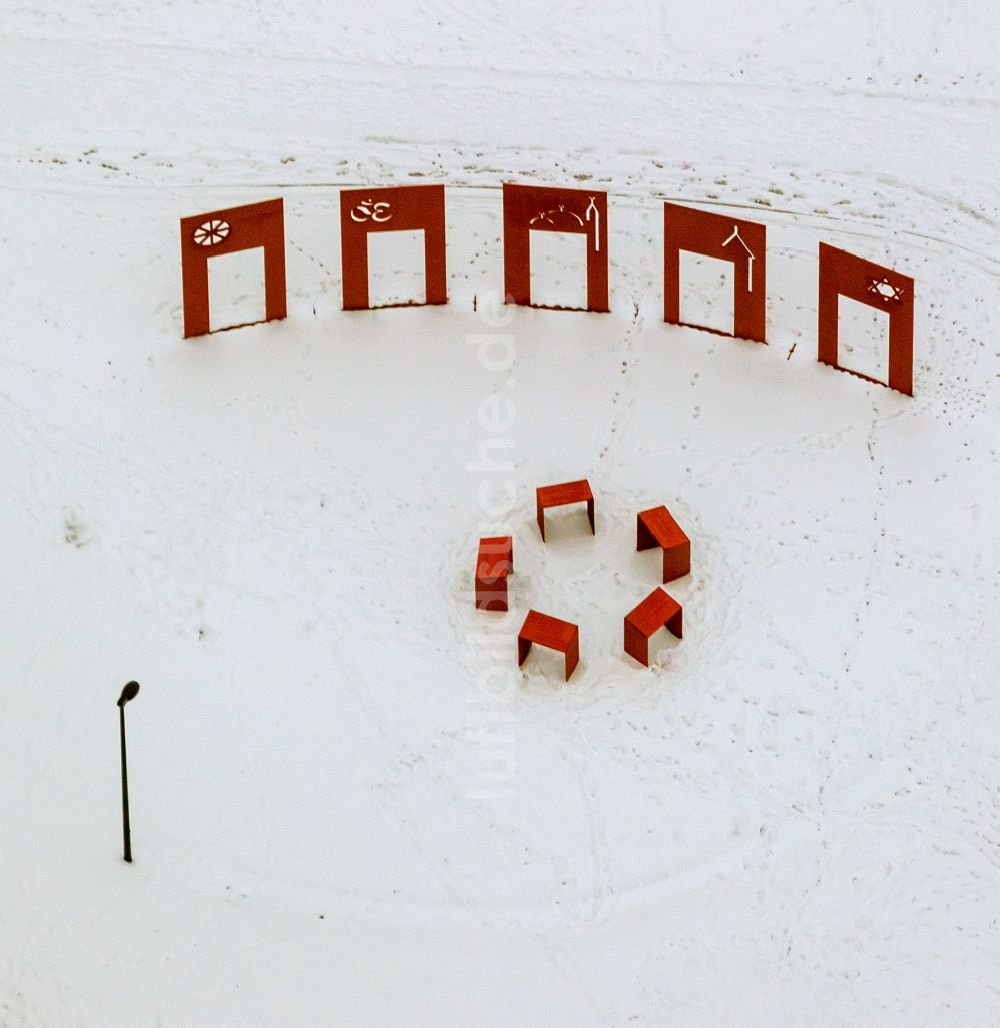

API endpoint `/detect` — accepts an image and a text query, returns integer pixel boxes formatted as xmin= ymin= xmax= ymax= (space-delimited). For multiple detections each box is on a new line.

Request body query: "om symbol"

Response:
xmin=350 ymin=199 xmax=393 ymax=224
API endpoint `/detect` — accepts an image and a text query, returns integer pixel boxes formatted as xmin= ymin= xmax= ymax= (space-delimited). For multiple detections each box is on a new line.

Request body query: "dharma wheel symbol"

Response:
xmin=193 ymin=219 xmax=230 ymax=247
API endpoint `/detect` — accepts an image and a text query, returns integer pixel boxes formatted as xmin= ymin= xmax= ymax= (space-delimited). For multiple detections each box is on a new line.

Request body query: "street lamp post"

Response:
xmin=117 ymin=681 xmax=140 ymax=863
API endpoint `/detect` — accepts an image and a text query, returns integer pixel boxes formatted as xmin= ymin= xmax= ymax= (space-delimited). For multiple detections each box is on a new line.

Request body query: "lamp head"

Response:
xmin=117 ymin=681 xmax=140 ymax=708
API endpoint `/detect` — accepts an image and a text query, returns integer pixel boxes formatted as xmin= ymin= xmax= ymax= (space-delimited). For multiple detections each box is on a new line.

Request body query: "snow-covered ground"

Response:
xmin=2 ymin=2 xmax=999 ymax=1024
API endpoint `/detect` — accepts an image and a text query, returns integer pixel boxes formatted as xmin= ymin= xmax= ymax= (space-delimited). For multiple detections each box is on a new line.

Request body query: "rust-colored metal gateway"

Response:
xmin=475 ymin=536 xmax=513 ymax=612
xmin=502 ymin=183 xmax=608 ymax=312
xmin=637 ymin=505 xmax=690 ymax=583
xmin=663 ymin=202 xmax=767 ymax=343
xmin=340 ymin=184 xmax=448 ymax=310
xmin=818 ymin=242 xmax=915 ymax=396
xmin=180 ymin=198 xmax=287 ymax=339
xmin=536 ymin=479 xmax=595 ymax=542
xmin=518 ymin=610 xmax=580 ymax=681
xmin=624 ymin=588 xmax=683 ymax=667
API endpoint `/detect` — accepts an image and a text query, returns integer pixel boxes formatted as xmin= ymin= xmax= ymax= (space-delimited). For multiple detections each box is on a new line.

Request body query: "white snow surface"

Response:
xmin=2 ymin=2 xmax=999 ymax=1024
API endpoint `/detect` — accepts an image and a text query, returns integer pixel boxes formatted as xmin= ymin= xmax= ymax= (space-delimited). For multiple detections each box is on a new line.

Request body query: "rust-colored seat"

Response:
xmin=475 ymin=536 xmax=513 ymax=611
xmin=536 ymin=479 xmax=595 ymax=542
xmin=637 ymin=505 xmax=690 ymax=583
xmin=517 ymin=610 xmax=580 ymax=681
xmin=624 ymin=588 xmax=682 ymax=667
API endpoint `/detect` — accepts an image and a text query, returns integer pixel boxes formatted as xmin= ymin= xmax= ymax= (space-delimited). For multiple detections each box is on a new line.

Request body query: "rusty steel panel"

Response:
xmin=502 ymin=183 xmax=608 ymax=312
xmin=663 ymin=202 xmax=767 ymax=343
xmin=340 ymin=184 xmax=448 ymax=311
xmin=180 ymin=198 xmax=286 ymax=339
xmin=818 ymin=242 xmax=915 ymax=396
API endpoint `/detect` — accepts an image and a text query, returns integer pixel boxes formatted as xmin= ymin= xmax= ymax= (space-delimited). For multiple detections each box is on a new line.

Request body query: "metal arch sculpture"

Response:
xmin=663 ymin=202 xmax=767 ymax=343
xmin=818 ymin=242 xmax=915 ymax=396
xmin=502 ymin=183 xmax=609 ymax=312
xmin=340 ymin=184 xmax=448 ymax=311
xmin=180 ymin=198 xmax=287 ymax=338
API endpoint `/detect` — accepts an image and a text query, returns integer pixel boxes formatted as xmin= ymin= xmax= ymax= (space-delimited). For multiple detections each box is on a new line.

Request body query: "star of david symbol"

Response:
xmin=868 ymin=276 xmax=904 ymax=303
